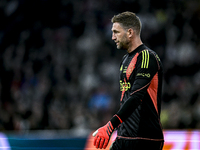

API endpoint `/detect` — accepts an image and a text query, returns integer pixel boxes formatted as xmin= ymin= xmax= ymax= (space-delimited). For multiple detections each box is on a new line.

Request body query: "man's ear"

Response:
xmin=128 ymin=28 xmax=134 ymax=38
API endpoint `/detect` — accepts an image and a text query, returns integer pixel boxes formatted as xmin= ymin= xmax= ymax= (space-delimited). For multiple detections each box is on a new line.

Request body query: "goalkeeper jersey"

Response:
xmin=116 ymin=44 xmax=164 ymax=140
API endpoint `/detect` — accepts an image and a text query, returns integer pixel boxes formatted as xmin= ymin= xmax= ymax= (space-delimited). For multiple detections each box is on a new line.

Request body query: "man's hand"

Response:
xmin=93 ymin=121 xmax=114 ymax=149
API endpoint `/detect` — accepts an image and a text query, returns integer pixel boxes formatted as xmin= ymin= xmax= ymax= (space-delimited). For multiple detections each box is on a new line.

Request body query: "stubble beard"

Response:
xmin=117 ymin=42 xmax=127 ymax=50
xmin=117 ymin=36 xmax=129 ymax=50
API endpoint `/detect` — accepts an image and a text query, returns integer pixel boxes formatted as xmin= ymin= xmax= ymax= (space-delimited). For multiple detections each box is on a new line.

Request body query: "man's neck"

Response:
xmin=127 ymin=38 xmax=143 ymax=53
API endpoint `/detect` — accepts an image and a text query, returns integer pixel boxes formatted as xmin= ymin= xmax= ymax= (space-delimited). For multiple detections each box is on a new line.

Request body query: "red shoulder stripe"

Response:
xmin=126 ymin=53 xmax=139 ymax=80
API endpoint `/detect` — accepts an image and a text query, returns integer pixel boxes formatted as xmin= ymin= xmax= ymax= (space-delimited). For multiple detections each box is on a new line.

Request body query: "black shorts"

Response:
xmin=111 ymin=137 xmax=164 ymax=150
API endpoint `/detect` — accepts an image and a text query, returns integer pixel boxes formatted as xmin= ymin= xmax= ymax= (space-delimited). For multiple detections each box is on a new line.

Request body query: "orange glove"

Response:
xmin=93 ymin=121 xmax=114 ymax=149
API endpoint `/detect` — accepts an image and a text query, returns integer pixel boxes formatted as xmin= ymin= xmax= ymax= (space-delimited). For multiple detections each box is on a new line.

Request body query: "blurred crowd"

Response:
xmin=0 ymin=0 xmax=200 ymax=132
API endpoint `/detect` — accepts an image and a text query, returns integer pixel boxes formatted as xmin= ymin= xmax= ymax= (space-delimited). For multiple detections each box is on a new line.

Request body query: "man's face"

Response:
xmin=111 ymin=22 xmax=129 ymax=50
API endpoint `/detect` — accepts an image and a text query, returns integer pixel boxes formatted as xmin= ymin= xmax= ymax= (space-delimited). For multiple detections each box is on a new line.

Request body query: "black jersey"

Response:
xmin=116 ymin=44 xmax=164 ymax=140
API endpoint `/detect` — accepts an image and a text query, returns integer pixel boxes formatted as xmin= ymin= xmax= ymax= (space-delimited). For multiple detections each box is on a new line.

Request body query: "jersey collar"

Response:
xmin=128 ymin=44 xmax=147 ymax=55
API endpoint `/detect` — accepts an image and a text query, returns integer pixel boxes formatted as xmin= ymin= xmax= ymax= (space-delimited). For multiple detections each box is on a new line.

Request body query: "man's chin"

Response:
xmin=117 ymin=45 xmax=123 ymax=49
xmin=116 ymin=46 xmax=120 ymax=49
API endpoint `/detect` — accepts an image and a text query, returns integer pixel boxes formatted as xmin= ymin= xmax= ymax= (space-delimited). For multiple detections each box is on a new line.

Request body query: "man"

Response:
xmin=93 ymin=11 xmax=164 ymax=150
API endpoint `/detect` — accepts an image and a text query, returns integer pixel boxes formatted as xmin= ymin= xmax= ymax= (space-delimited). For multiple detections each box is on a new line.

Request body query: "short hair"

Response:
xmin=111 ymin=11 xmax=142 ymax=35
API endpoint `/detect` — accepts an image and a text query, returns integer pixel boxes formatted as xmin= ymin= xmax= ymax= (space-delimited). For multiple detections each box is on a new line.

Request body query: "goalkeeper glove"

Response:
xmin=93 ymin=114 xmax=123 ymax=149
xmin=93 ymin=121 xmax=114 ymax=149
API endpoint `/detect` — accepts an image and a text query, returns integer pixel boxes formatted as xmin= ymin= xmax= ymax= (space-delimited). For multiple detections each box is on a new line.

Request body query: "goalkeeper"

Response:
xmin=93 ymin=11 xmax=164 ymax=150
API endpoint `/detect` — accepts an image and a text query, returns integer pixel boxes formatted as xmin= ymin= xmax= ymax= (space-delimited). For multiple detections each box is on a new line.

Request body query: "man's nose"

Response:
xmin=112 ymin=33 xmax=116 ymax=40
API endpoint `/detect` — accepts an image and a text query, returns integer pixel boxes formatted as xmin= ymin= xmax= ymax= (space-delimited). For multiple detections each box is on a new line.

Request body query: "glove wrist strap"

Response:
xmin=110 ymin=114 xmax=123 ymax=129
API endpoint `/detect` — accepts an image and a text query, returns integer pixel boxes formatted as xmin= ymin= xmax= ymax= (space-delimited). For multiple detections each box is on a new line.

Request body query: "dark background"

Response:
xmin=0 ymin=0 xmax=200 ymax=131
